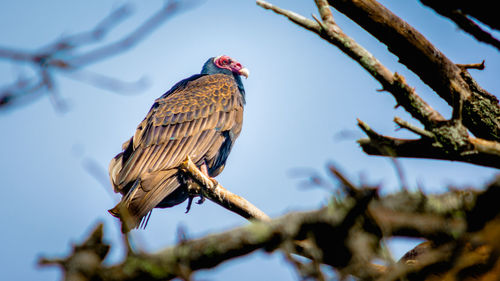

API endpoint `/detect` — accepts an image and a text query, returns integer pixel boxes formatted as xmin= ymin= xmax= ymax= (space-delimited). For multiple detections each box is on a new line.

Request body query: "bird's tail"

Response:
xmin=108 ymin=206 xmax=119 ymax=218
xmin=108 ymin=200 xmax=152 ymax=232
xmin=108 ymin=169 xmax=180 ymax=232
xmin=108 ymin=202 xmax=137 ymax=232
xmin=108 ymin=181 xmax=144 ymax=232
xmin=108 ymin=203 xmax=123 ymax=218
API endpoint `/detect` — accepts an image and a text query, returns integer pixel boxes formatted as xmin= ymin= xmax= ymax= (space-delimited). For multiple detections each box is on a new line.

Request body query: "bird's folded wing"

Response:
xmin=112 ymin=74 xmax=244 ymax=196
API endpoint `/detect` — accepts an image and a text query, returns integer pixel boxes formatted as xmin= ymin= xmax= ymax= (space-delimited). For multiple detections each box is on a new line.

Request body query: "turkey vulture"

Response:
xmin=109 ymin=55 xmax=249 ymax=229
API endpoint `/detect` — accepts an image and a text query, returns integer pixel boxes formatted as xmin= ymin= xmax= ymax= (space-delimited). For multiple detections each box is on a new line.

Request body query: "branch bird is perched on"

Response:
xmin=109 ymin=55 xmax=249 ymax=230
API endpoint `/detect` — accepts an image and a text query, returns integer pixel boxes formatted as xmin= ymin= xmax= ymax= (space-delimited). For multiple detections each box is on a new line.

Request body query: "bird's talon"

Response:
xmin=185 ymin=196 xmax=194 ymax=213
xmin=210 ymin=178 xmax=219 ymax=187
xmin=196 ymin=196 xmax=205 ymax=205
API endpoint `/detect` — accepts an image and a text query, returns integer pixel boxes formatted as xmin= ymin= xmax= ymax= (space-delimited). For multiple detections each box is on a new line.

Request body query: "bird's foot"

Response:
xmin=210 ymin=178 xmax=219 ymax=187
xmin=200 ymin=162 xmax=218 ymax=189
xmin=186 ymin=194 xmax=206 ymax=213
xmin=200 ymin=162 xmax=209 ymax=176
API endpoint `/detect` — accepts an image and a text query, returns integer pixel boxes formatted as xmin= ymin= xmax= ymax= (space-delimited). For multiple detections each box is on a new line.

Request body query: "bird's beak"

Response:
xmin=239 ymin=68 xmax=249 ymax=79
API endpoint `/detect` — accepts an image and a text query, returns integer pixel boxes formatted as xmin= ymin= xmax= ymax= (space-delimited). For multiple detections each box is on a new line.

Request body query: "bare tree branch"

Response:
xmin=69 ymin=1 xmax=182 ymax=67
xmin=326 ymin=0 xmax=500 ymax=142
xmin=0 ymin=1 xmax=191 ymax=111
xmin=257 ymin=0 xmax=445 ymax=128
xmin=180 ymin=156 xmax=271 ymax=222
xmin=258 ymin=0 xmax=500 ymax=168
xmin=357 ymin=119 xmax=500 ymax=168
xmin=419 ymin=0 xmax=500 ymax=51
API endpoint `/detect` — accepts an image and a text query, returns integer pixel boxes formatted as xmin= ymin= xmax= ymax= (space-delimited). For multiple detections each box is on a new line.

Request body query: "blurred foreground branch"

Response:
xmin=0 ymin=0 xmax=189 ymax=111
xmin=40 ymin=168 xmax=500 ymax=280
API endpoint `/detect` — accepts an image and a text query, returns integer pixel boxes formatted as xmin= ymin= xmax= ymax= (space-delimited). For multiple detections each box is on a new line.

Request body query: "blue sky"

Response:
xmin=0 ymin=1 xmax=498 ymax=280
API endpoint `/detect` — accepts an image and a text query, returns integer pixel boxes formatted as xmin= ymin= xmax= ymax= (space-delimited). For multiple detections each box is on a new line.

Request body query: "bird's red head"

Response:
xmin=214 ymin=55 xmax=249 ymax=78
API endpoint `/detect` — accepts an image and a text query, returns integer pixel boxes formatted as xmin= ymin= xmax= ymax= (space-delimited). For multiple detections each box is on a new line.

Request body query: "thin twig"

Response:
xmin=389 ymin=158 xmax=408 ymax=192
xmin=314 ymin=0 xmax=336 ymax=28
xmin=394 ymin=117 xmax=434 ymax=139
xmin=256 ymin=0 xmax=320 ymax=32
xmin=327 ymin=164 xmax=359 ymax=197
xmin=457 ymin=60 xmax=485 ymax=70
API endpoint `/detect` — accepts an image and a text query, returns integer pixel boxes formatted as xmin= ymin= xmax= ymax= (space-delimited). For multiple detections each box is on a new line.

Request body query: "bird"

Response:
xmin=108 ymin=55 xmax=249 ymax=230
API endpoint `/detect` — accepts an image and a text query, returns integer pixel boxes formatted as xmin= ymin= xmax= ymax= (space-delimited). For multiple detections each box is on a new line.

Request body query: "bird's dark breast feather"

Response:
xmin=110 ymin=74 xmax=243 ymax=221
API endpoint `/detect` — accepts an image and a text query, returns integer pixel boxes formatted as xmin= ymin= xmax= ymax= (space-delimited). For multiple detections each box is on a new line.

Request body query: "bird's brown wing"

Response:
xmin=109 ymin=74 xmax=243 ymax=225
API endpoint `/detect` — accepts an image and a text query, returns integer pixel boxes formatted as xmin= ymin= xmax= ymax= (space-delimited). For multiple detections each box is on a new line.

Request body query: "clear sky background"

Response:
xmin=0 ymin=1 xmax=498 ymax=280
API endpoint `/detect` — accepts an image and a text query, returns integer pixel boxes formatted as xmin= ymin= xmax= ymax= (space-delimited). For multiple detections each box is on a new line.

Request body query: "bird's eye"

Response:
xmin=215 ymin=56 xmax=233 ymax=68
